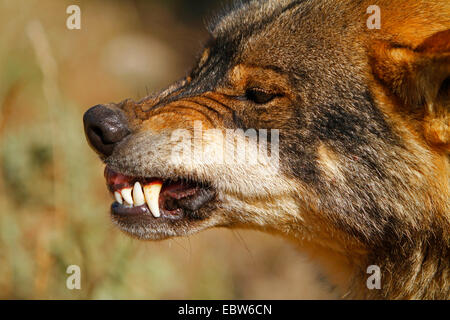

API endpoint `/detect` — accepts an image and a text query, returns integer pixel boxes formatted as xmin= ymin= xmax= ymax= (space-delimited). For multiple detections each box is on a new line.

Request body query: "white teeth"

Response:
xmin=114 ymin=191 xmax=123 ymax=204
xmin=121 ymin=187 xmax=133 ymax=206
xmin=143 ymin=182 xmax=162 ymax=218
xmin=133 ymin=182 xmax=145 ymax=206
xmin=115 ymin=181 xmax=162 ymax=217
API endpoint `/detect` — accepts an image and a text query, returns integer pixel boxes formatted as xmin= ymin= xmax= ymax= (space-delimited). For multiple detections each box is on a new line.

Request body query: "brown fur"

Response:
xmin=86 ymin=0 xmax=449 ymax=299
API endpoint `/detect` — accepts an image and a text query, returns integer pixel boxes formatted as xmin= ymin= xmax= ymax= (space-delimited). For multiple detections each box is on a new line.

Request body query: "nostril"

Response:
xmin=89 ymin=125 xmax=113 ymax=146
xmin=91 ymin=126 xmax=104 ymax=142
xmin=83 ymin=104 xmax=130 ymax=157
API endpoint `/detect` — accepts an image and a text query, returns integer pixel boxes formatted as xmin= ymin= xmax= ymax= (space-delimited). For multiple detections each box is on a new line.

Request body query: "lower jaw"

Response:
xmin=109 ymin=202 xmax=217 ymax=241
xmin=111 ymin=202 xmax=183 ymax=220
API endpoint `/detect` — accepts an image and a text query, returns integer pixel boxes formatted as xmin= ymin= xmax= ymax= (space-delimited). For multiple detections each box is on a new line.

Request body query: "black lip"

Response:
xmin=111 ymin=202 xmax=151 ymax=216
xmin=111 ymin=202 xmax=183 ymax=220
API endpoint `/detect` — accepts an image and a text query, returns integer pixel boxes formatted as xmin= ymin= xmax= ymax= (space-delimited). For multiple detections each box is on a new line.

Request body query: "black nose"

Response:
xmin=83 ymin=104 xmax=130 ymax=156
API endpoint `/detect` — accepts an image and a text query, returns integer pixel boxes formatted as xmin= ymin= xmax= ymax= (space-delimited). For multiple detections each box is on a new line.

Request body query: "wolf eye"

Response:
xmin=245 ymin=88 xmax=276 ymax=104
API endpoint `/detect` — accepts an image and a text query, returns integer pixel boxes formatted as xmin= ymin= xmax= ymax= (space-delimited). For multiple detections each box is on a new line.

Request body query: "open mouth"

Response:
xmin=105 ymin=167 xmax=215 ymax=220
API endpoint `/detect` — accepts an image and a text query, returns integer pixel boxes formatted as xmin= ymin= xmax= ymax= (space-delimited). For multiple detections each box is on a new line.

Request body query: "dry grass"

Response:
xmin=0 ymin=0 xmax=332 ymax=299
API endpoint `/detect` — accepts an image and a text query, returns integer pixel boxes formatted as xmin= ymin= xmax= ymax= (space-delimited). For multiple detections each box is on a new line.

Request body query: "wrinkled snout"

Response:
xmin=83 ymin=104 xmax=130 ymax=157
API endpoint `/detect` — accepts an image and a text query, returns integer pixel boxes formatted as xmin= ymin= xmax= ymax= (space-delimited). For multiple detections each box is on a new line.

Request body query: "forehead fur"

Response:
xmin=208 ymin=0 xmax=302 ymax=37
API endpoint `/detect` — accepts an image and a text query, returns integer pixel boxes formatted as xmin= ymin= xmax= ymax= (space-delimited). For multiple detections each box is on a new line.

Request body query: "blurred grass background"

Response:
xmin=0 ymin=0 xmax=332 ymax=299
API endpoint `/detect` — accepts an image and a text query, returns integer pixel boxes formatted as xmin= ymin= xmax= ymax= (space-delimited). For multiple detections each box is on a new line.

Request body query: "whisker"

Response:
xmin=232 ymin=229 xmax=255 ymax=262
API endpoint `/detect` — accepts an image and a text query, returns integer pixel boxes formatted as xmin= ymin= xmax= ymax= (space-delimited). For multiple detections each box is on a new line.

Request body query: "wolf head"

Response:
xmin=84 ymin=0 xmax=449 ymax=298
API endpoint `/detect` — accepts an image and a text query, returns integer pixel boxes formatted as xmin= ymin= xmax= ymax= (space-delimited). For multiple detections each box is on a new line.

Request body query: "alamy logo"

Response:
xmin=66 ymin=265 xmax=81 ymax=290
xmin=66 ymin=5 xmax=81 ymax=30
xmin=366 ymin=5 xmax=381 ymax=30
xmin=366 ymin=265 xmax=381 ymax=290
xmin=170 ymin=121 xmax=280 ymax=170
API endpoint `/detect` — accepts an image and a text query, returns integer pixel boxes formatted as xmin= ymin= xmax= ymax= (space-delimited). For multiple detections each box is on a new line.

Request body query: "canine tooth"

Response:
xmin=121 ymin=187 xmax=133 ymax=206
xmin=133 ymin=182 xmax=145 ymax=206
xmin=143 ymin=182 xmax=162 ymax=218
xmin=114 ymin=191 xmax=123 ymax=204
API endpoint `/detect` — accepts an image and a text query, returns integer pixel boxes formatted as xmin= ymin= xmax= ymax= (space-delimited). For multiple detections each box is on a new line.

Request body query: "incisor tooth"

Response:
xmin=114 ymin=191 xmax=123 ymax=204
xmin=121 ymin=187 xmax=133 ymax=206
xmin=143 ymin=182 xmax=162 ymax=218
xmin=133 ymin=182 xmax=145 ymax=206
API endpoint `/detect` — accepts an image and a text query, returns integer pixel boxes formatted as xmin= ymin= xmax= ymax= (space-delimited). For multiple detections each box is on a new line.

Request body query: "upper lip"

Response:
xmin=104 ymin=167 xmax=215 ymax=219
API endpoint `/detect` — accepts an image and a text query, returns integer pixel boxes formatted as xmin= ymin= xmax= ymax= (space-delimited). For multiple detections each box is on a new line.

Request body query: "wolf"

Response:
xmin=83 ymin=0 xmax=449 ymax=299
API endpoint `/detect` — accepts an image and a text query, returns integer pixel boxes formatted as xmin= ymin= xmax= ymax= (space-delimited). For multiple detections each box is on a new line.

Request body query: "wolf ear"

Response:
xmin=371 ymin=30 xmax=450 ymax=149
